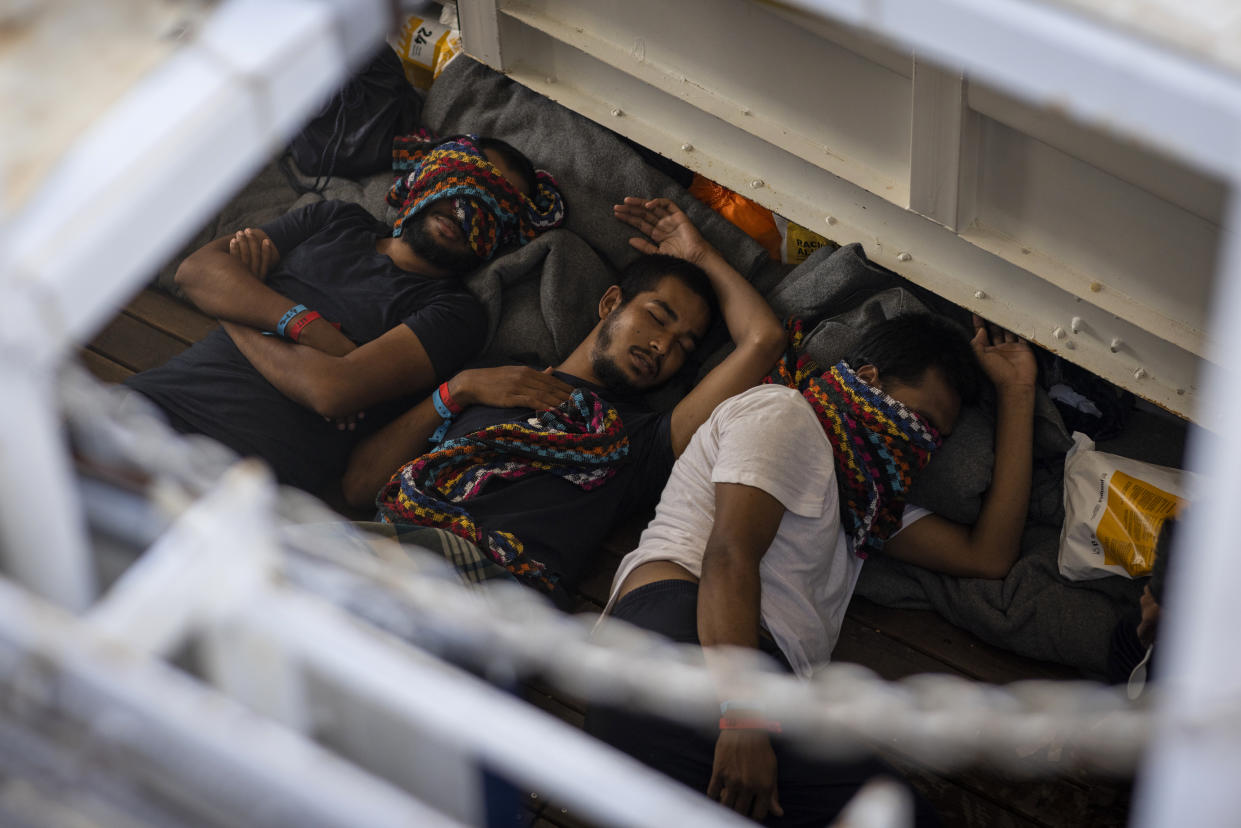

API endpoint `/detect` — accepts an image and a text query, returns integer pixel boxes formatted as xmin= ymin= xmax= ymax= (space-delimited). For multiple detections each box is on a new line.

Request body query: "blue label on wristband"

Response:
xmin=276 ymin=304 xmax=308 ymax=338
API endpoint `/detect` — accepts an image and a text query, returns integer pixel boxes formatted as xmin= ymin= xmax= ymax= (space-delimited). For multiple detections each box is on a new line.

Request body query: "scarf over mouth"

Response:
xmin=764 ymin=320 xmax=941 ymax=556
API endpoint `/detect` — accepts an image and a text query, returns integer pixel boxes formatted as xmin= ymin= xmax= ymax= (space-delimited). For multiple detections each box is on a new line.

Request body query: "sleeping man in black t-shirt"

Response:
xmin=342 ymin=197 xmax=787 ymax=604
xmin=127 ymin=135 xmax=563 ymax=500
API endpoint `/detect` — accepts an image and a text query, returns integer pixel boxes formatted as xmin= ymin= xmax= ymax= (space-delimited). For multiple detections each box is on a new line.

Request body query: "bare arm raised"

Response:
xmin=884 ymin=317 xmax=1038 ymax=579
xmin=613 ymin=198 xmax=786 ymax=456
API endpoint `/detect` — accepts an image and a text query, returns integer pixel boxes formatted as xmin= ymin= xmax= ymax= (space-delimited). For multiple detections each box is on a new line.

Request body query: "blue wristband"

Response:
xmin=430 ymin=419 xmax=452 ymax=445
xmin=429 ymin=386 xmax=455 ymax=445
xmin=720 ymin=700 xmax=761 ymax=715
xmin=431 ymin=386 xmax=454 ymax=420
xmin=275 ymin=304 xmax=308 ymax=338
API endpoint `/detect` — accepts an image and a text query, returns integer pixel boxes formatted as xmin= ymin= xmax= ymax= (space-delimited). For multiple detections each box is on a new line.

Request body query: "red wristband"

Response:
xmin=285 ymin=310 xmax=322 ymax=343
xmin=437 ymin=381 xmax=464 ymax=415
xmin=719 ymin=717 xmax=782 ymax=734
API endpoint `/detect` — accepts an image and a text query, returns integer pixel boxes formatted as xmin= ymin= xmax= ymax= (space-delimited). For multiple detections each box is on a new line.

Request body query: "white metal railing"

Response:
xmin=0 ymin=0 xmax=391 ymax=611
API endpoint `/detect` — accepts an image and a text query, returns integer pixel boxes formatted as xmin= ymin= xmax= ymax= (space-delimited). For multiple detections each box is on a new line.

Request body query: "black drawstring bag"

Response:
xmin=284 ymin=44 xmax=423 ymax=194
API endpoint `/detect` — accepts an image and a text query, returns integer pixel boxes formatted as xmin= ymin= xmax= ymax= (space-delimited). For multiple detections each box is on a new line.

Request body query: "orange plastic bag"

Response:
xmin=690 ymin=175 xmax=781 ymax=260
xmin=690 ymin=175 xmax=832 ymax=263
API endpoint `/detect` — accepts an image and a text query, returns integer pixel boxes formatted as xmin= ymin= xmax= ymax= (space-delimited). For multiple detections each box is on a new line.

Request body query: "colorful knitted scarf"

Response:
xmin=764 ymin=322 xmax=941 ymax=557
xmin=388 ymin=131 xmax=566 ymax=261
xmin=374 ymin=389 xmax=629 ymax=591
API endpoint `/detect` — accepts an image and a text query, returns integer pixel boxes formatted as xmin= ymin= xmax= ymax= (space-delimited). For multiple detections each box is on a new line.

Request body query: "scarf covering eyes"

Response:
xmin=374 ymin=389 xmax=629 ymax=592
xmin=388 ymin=131 xmax=566 ymax=261
xmin=764 ymin=320 xmax=941 ymax=557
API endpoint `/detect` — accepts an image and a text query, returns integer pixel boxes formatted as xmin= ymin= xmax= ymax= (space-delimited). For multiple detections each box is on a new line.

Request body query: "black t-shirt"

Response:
xmin=440 ymin=372 xmax=676 ymax=594
xmin=127 ymin=201 xmax=486 ymax=495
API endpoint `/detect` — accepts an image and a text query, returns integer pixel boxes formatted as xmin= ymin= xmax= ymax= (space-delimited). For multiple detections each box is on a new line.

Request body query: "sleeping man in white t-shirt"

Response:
xmin=586 ymin=313 xmax=1038 ymax=827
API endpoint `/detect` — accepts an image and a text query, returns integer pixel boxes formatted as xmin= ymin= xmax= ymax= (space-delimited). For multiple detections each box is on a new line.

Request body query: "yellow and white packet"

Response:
xmin=1058 ymin=431 xmax=1193 ymax=580
xmin=773 ymin=215 xmax=831 ymax=264
xmin=392 ymin=14 xmax=462 ymax=90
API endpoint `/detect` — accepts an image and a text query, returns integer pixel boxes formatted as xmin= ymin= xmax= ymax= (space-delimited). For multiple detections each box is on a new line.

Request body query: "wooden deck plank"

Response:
xmin=846 ymin=596 xmax=1080 ymax=683
xmin=87 ymin=312 xmax=189 ymax=373
xmin=894 ymin=753 xmax=1130 ymax=828
xmin=832 ymin=618 xmax=1132 ymax=826
xmin=123 ymin=288 xmax=218 ymax=344
xmin=834 ymin=616 xmax=958 ymax=679
xmin=79 ymin=348 xmax=134 ymax=383
xmin=900 ymin=765 xmax=1045 ymax=828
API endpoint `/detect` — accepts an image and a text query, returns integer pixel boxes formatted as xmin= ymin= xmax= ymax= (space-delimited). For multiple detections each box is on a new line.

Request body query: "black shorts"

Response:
xmin=587 ymin=579 xmax=940 ymax=827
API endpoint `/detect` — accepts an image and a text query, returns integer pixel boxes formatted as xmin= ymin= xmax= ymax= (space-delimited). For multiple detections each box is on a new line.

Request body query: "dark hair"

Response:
xmin=846 ymin=313 xmax=982 ymax=404
xmin=616 ymin=254 xmax=718 ymax=325
xmin=477 ymin=136 xmax=537 ymax=197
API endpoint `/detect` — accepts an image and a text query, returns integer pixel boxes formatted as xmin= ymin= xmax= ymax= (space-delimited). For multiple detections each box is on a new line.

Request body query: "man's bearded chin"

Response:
xmin=590 ymin=313 xmax=644 ymax=396
xmin=402 ymin=208 xmax=483 ymax=272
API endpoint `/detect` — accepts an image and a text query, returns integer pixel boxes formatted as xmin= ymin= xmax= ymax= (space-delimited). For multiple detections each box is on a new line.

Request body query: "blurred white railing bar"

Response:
xmin=0 ymin=577 xmax=459 ymax=827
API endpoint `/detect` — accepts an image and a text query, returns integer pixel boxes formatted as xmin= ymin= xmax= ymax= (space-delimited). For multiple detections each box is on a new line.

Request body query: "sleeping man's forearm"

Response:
xmin=222 ymin=321 xmax=336 ymax=414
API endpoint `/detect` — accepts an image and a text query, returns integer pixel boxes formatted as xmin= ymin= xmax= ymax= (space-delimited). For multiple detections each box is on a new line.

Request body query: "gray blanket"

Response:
xmin=421 ymin=56 xmax=787 ymax=375
xmin=161 ymin=55 xmax=1157 ymax=678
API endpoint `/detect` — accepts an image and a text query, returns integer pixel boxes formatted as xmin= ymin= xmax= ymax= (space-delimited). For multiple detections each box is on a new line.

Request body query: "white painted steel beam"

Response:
xmin=87 ymin=461 xmax=279 ymax=657
xmin=780 ymin=0 xmax=1241 ymax=180
xmin=472 ymin=17 xmax=1205 ymax=418
xmin=1134 ymin=195 xmax=1241 ymax=826
xmin=0 ymin=578 xmax=458 ymax=827
xmin=459 ymin=0 xmax=504 ymax=70
xmin=0 ymin=0 xmax=390 ymax=365
xmin=499 ymin=0 xmax=913 ymax=205
xmin=249 ymin=589 xmax=754 ymax=828
xmin=0 ymin=0 xmax=387 ymax=608
xmin=832 ymin=779 xmax=914 ymax=828
xmin=0 ymin=363 xmax=92 ymax=610
xmin=908 ymin=58 xmax=965 ymax=230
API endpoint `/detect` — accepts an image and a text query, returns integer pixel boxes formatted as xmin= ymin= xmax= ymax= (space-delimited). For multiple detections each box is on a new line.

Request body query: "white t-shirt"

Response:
xmin=605 ymin=384 xmax=928 ymax=678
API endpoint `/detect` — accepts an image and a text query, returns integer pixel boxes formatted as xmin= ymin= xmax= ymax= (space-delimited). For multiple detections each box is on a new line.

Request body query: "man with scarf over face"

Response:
xmin=126 ymin=134 xmax=564 ymax=501
xmin=585 ymin=314 xmax=1038 ymax=826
